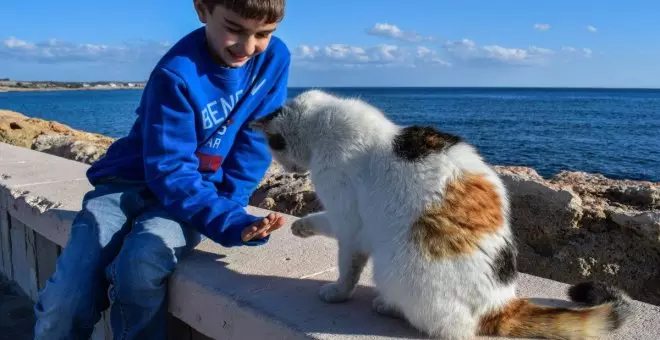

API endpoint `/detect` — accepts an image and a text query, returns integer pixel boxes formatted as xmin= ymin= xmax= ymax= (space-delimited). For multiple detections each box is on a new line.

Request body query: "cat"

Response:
xmin=249 ymin=89 xmax=632 ymax=340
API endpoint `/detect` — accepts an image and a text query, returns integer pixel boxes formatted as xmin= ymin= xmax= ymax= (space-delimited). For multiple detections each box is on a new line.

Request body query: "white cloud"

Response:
xmin=441 ymin=40 xmax=593 ymax=67
xmin=561 ymin=46 xmax=593 ymax=58
xmin=292 ymin=43 xmax=450 ymax=69
xmin=294 ymin=38 xmax=593 ymax=70
xmin=416 ymin=46 xmax=452 ymax=66
xmin=442 ymin=39 xmax=555 ymax=66
xmin=528 ymin=46 xmax=555 ymax=55
xmin=0 ymin=36 xmax=171 ymax=64
xmin=367 ymin=23 xmax=434 ymax=43
xmin=534 ymin=23 xmax=552 ymax=31
xmin=4 ymin=37 xmax=36 ymax=49
xmin=587 ymin=25 xmax=598 ymax=33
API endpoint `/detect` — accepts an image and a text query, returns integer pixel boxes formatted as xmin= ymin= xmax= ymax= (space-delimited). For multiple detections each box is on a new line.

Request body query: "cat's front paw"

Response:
xmin=291 ymin=218 xmax=316 ymax=238
xmin=318 ymin=283 xmax=352 ymax=303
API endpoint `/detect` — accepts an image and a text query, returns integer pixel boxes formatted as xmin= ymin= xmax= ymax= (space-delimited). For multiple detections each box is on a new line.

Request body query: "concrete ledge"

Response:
xmin=2 ymin=142 xmax=660 ymax=339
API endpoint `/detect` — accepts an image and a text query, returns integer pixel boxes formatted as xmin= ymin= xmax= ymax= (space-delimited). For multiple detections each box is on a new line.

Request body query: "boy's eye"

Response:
xmin=268 ymin=134 xmax=286 ymax=151
xmin=226 ymin=26 xmax=241 ymax=34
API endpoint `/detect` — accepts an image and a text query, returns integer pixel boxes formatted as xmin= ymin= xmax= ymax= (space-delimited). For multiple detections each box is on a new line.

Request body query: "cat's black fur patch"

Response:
xmin=569 ymin=281 xmax=624 ymax=305
xmin=492 ymin=241 xmax=518 ymax=285
xmin=267 ymin=133 xmax=286 ymax=150
xmin=261 ymin=107 xmax=283 ymax=123
xmin=568 ymin=281 xmax=632 ymax=329
xmin=392 ymin=126 xmax=462 ymax=161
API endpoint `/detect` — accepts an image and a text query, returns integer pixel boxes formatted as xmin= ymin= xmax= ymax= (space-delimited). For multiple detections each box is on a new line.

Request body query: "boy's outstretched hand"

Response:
xmin=241 ymin=212 xmax=286 ymax=242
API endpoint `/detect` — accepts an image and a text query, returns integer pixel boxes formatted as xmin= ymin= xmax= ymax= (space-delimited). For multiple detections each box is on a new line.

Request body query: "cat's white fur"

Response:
xmin=250 ymin=89 xmax=630 ymax=339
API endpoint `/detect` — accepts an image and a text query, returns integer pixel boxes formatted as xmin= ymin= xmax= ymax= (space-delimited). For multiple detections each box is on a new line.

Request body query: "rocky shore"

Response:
xmin=1 ymin=109 xmax=659 ymax=306
xmin=0 ymin=80 xmax=144 ymax=93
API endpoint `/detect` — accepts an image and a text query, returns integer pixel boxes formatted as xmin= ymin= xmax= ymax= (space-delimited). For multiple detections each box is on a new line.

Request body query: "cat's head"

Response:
xmin=250 ymin=89 xmax=335 ymax=174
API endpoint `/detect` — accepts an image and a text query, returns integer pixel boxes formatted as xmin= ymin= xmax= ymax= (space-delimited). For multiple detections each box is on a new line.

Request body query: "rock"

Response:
xmin=32 ymin=134 xmax=107 ymax=164
xmin=49 ymin=122 xmax=70 ymax=133
xmin=0 ymin=109 xmax=114 ymax=164
xmin=494 ymin=167 xmax=660 ymax=305
xmin=249 ymin=162 xmax=323 ymax=217
xmin=32 ymin=134 xmax=71 ymax=152
xmin=1 ymin=110 xmax=38 ymax=147
xmin=608 ymin=209 xmax=660 ymax=240
xmin=605 ymin=186 xmax=660 ymax=209
xmin=494 ymin=166 xmax=584 ymax=258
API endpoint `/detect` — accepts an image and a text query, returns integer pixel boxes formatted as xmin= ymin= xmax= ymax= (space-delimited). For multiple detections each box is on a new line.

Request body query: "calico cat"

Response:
xmin=250 ymin=89 xmax=632 ymax=340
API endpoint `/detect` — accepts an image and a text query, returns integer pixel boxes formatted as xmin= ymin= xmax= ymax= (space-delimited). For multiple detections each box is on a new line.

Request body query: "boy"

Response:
xmin=33 ymin=0 xmax=289 ymax=338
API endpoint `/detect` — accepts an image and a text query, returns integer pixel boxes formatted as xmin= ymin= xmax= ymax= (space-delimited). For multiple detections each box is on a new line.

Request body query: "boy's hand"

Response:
xmin=241 ymin=212 xmax=286 ymax=242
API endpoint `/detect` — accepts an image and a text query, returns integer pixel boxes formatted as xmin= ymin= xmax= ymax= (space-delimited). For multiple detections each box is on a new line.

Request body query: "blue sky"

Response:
xmin=1 ymin=0 xmax=658 ymax=87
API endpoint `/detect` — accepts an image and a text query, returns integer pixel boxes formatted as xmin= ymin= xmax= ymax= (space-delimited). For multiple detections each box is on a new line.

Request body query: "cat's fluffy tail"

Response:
xmin=478 ymin=281 xmax=632 ymax=339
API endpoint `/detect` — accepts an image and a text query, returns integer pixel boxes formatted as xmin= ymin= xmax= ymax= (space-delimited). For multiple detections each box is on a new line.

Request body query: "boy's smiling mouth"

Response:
xmin=227 ymin=49 xmax=249 ymax=62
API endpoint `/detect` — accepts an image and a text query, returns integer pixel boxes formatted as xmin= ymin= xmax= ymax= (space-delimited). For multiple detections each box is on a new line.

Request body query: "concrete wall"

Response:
xmin=2 ymin=142 xmax=660 ymax=340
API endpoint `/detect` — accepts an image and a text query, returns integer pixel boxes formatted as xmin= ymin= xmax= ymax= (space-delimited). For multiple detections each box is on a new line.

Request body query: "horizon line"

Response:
xmin=2 ymin=79 xmax=659 ymax=91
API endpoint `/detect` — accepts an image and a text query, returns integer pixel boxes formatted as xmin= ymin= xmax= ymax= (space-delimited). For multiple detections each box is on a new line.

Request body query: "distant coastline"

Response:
xmin=0 ymin=79 xmax=145 ymax=93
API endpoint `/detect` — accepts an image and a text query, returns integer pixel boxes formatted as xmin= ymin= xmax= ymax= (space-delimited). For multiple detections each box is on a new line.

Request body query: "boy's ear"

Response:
xmin=193 ymin=0 xmax=208 ymax=23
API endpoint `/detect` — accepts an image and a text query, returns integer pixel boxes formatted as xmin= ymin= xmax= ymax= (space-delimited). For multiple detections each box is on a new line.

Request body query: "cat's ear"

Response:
xmin=250 ymin=107 xmax=283 ymax=131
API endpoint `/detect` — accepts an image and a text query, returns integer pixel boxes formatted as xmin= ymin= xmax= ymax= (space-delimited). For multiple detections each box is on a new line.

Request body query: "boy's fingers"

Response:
xmin=243 ymin=215 xmax=287 ymax=241
xmin=262 ymin=219 xmax=285 ymax=236
xmin=243 ymin=223 xmax=264 ymax=241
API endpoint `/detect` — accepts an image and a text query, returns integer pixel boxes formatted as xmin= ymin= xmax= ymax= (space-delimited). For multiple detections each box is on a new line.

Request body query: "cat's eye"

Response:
xmin=268 ymin=134 xmax=286 ymax=151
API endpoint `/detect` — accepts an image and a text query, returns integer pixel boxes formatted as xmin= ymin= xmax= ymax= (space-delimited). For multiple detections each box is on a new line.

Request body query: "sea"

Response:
xmin=1 ymin=87 xmax=658 ymax=182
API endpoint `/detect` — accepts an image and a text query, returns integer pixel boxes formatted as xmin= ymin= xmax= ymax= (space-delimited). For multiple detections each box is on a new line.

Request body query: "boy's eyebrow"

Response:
xmin=224 ymin=18 xmax=277 ymax=33
xmin=224 ymin=18 xmax=244 ymax=29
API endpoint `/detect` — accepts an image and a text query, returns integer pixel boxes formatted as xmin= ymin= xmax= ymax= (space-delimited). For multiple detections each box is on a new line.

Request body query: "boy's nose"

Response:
xmin=241 ymin=36 xmax=257 ymax=56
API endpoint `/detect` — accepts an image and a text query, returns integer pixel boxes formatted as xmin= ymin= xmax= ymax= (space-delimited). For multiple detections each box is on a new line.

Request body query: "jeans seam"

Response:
xmin=110 ymin=261 xmax=129 ymax=340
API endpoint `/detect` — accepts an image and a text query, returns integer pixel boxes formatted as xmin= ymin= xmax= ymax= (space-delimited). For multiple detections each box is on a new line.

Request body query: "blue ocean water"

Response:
xmin=1 ymin=87 xmax=658 ymax=182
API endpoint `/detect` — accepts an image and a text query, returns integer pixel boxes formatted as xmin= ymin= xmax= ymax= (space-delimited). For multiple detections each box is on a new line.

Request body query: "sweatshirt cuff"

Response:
xmin=212 ymin=212 xmax=271 ymax=247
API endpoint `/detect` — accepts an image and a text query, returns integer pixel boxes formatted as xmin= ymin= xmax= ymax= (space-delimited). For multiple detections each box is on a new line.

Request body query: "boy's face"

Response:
xmin=194 ymin=1 xmax=279 ymax=68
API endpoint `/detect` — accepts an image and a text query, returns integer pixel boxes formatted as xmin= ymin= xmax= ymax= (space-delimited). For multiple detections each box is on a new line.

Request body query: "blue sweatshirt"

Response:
xmin=86 ymin=27 xmax=290 ymax=247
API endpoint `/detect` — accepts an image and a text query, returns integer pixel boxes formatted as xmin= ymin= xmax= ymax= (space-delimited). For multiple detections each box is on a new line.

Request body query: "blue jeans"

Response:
xmin=33 ymin=178 xmax=202 ymax=340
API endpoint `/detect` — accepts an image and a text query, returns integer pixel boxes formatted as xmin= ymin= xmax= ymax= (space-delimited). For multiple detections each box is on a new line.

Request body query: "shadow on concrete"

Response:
xmin=181 ymin=248 xmax=611 ymax=339
xmin=1 ymin=273 xmax=35 ymax=340
xmin=178 ymin=247 xmax=428 ymax=338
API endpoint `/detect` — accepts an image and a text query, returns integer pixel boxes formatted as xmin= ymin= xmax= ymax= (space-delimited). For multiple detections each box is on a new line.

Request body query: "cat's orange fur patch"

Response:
xmin=478 ymin=298 xmax=615 ymax=338
xmin=411 ymin=172 xmax=503 ymax=259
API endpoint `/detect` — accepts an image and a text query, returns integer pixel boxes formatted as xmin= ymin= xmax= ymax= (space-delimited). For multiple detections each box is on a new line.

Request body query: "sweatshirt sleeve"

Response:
xmin=217 ymin=58 xmax=290 ymax=206
xmin=140 ymin=67 xmax=264 ymax=247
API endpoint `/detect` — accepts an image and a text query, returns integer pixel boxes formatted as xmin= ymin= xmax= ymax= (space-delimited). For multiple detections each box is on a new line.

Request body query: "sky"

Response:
xmin=1 ymin=0 xmax=659 ymax=88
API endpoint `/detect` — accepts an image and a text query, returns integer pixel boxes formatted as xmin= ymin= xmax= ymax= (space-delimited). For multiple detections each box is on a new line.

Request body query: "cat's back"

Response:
xmin=357 ymin=124 xmax=507 ymax=251
xmin=361 ymin=124 xmax=500 ymax=212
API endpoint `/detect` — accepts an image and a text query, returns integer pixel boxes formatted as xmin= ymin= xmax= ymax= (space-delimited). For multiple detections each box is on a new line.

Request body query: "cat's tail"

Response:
xmin=478 ymin=281 xmax=632 ymax=339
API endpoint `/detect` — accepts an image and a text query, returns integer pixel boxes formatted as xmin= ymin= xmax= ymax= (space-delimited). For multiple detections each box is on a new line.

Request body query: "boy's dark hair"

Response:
xmin=202 ymin=0 xmax=285 ymax=23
